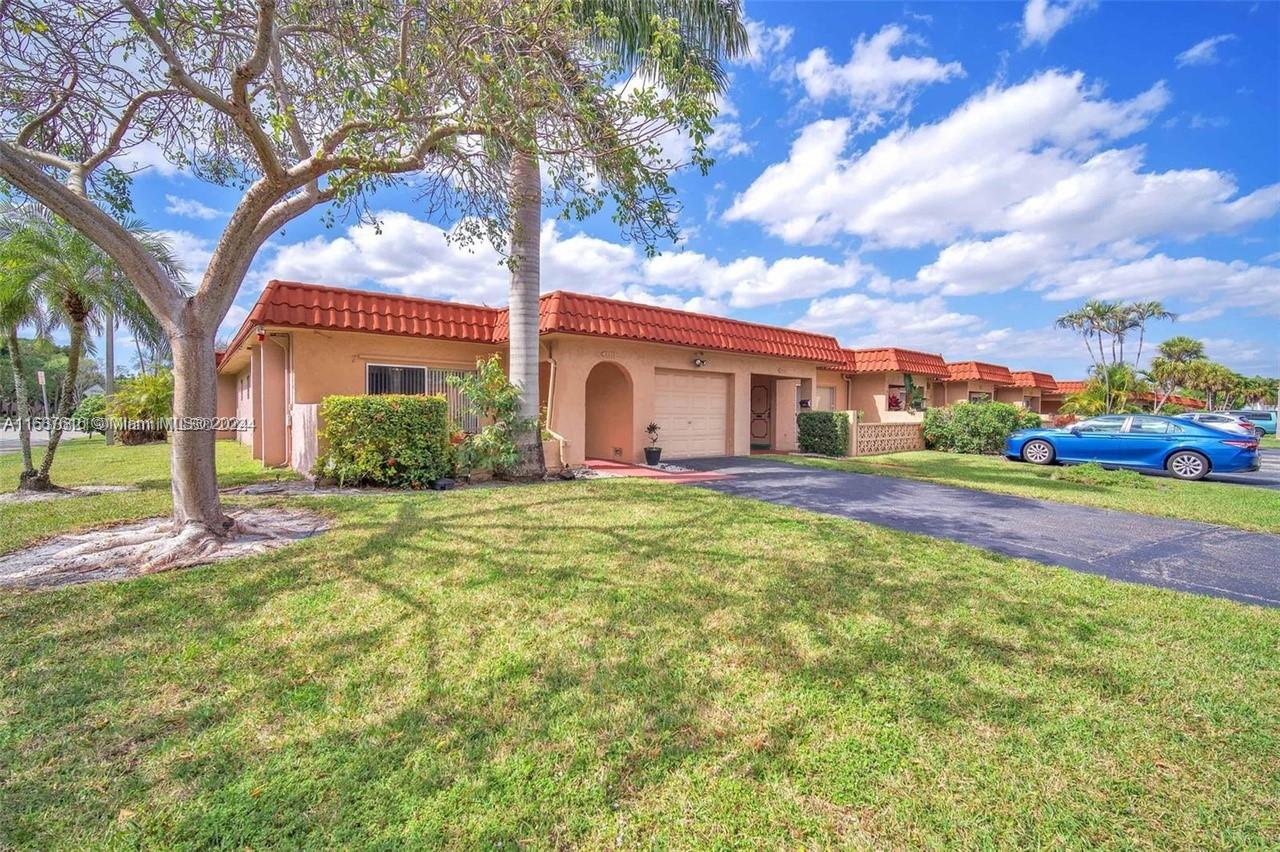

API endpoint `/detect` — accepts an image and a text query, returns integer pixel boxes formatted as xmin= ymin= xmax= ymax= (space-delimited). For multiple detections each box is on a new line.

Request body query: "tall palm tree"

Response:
xmin=0 ymin=210 xmax=49 ymax=483
xmin=504 ymin=0 xmax=748 ymax=475
xmin=4 ymin=209 xmax=181 ymax=490
xmin=1128 ymin=300 xmax=1175 ymax=368
xmin=1156 ymin=335 xmax=1204 ymax=364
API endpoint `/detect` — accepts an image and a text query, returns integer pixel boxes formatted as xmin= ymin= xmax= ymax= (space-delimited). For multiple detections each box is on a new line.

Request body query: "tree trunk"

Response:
xmin=506 ymin=150 xmax=546 ymax=478
xmin=170 ymin=328 xmax=232 ymax=533
xmin=23 ymin=317 xmax=85 ymax=490
xmin=6 ymin=326 xmax=36 ymax=482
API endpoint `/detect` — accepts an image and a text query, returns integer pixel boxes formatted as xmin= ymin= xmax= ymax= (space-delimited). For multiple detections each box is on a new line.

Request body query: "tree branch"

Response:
xmin=0 ymin=141 xmax=185 ymax=325
xmin=15 ymin=70 xmax=78 ymax=148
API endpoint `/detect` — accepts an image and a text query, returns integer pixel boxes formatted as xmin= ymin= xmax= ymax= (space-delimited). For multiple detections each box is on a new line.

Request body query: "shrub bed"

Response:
xmin=105 ymin=371 xmax=173 ymax=444
xmin=797 ymin=411 xmax=850 ymax=456
xmin=923 ymin=402 xmax=1042 ymax=454
xmin=315 ymin=394 xmax=452 ymax=487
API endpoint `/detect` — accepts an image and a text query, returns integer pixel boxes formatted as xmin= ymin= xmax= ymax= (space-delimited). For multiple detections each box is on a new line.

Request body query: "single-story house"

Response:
xmin=932 ymin=361 xmax=1015 ymax=407
xmin=999 ymin=371 xmax=1058 ymax=412
xmin=215 ymin=280 xmax=848 ymax=472
xmin=815 ymin=347 xmax=950 ymax=424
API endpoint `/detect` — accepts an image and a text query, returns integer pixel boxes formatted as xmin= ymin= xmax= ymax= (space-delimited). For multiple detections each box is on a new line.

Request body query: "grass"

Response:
xmin=1 ymin=443 xmax=1279 ymax=847
xmin=1262 ymin=435 xmax=1279 ymax=449
xmin=0 ymin=437 xmax=296 ymax=548
xmin=763 ymin=450 xmax=1280 ymax=534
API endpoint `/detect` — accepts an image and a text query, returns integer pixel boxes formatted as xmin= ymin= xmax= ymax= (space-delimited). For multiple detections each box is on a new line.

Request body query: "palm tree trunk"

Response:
xmin=28 ymin=317 xmax=85 ymax=488
xmin=1134 ymin=324 xmax=1146 ymax=369
xmin=506 ymin=149 xmax=546 ymax=478
xmin=6 ymin=326 xmax=36 ymax=481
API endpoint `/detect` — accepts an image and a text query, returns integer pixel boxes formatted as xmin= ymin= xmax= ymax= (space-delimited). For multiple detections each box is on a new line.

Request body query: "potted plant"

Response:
xmin=644 ymin=422 xmax=662 ymax=465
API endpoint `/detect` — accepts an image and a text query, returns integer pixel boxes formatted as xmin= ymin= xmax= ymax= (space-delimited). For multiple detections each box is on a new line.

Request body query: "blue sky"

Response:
xmin=115 ymin=0 xmax=1278 ymax=379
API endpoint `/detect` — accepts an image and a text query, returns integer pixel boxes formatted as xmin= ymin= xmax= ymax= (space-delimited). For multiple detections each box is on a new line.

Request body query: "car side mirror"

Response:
xmin=1069 ymin=426 xmax=1081 ymax=436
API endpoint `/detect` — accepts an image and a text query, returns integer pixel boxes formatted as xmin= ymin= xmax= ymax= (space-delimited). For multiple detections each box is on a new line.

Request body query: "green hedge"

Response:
xmin=315 ymin=394 xmax=452 ymax=487
xmin=922 ymin=402 xmax=1043 ymax=454
xmin=797 ymin=410 xmax=850 ymax=456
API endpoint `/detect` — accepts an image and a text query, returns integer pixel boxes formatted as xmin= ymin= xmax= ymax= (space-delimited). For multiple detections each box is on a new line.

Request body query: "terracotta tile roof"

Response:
xmin=494 ymin=290 xmax=847 ymax=365
xmin=842 ymin=347 xmax=949 ymax=377
xmin=220 ymin=281 xmax=846 ymax=369
xmin=1010 ymin=370 xmax=1057 ymax=391
xmin=1049 ymin=380 xmax=1088 ymax=396
xmin=944 ymin=361 xmax=1014 ymax=384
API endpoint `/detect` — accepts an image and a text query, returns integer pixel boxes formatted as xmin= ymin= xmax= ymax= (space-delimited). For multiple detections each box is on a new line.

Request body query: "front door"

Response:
xmin=750 ymin=380 xmax=772 ymax=449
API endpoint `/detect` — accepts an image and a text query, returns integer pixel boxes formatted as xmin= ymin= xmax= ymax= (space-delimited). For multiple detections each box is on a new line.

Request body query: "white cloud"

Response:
xmin=117 ymin=139 xmax=183 ymax=177
xmin=794 ymin=25 xmax=963 ymax=129
xmin=644 ymin=251 xmax=867 ymax=308
xmin=157 ymin=229 xmax=214 ymax=286
xmin=1035 ymin=253 xmax=1280 ymax=316
xmin=707 ymin=97 xmax=753 ymax=158
xmin=164 ymin=195 xmax=225 ymax=220
xmin=1021 ymin=0 xmax=1096 ymax=47
xmin=216 ymin=303 xmax=249 ymax=341
xmin=793 ymin=291 xmax=1081 ymax=366
xmin=727 ymin=71 xmax=1172 ymax=247
xmin=1176 ymin=34 xmax=1236 ymax=67
xmin=739 ymin=16 xmax=793 ymax=69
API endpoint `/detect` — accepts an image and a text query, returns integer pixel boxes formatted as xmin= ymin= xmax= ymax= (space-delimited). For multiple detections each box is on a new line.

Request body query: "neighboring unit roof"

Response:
xmin=494 ymin=290 xmax=847 ymax=365
xmin=1049 ymin=380 xmax=1088 ymax=396
xmin=842 ymin=347 xmax=949 ymax=377
xmin=220 ymin=281 xmax=847 ymax=369
xmin=1010 ymin=370 xmax=1057 ymax=391
xmin=944 ymin=361 xmax=1015 ymax=384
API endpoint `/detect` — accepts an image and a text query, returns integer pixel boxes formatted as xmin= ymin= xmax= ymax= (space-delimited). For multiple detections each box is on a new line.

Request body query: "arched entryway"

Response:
xmin=585 ymin=361 xmax=634 ymax=462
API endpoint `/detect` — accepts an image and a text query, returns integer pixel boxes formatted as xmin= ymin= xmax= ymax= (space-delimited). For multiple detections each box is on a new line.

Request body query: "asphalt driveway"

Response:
xmin=681 ymin=456 xmax=1280 ymax=608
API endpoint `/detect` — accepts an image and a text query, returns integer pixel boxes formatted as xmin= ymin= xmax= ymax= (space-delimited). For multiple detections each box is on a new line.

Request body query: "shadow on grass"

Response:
xmin=1 ymin=480 xmax=1273 ymax=847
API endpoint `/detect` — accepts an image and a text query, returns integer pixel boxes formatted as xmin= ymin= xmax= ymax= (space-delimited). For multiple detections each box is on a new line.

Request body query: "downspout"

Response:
xmin=543 ymin=343 xmax=568 ymax=469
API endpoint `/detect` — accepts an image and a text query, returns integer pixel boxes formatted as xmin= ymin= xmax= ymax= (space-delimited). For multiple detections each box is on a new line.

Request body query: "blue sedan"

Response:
xmin=1005 ymin=414 xmax=1261 ymax=481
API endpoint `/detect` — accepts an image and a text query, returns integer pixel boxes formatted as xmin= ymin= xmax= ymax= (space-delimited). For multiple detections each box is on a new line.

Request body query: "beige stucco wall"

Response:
xmin=541 ymin=334 xmax=816 ymax=466
xmin=220 ymin=327 xmax=821 ymax=469
xmin=815 ymin=368 xmax=848 ymax=411
xmin=846 ymin=371 xmax=932 ymax=424
xmin=935 ymin=380 xmax=997 ymax=406
xmin=996 ymin=386 xmax=1042 ymax=410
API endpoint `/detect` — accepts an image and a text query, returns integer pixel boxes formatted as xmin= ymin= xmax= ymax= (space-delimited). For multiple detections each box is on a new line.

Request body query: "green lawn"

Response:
xmin=2 ymin=442 xmax=1278 ymax=847
xmin=1262 ymin=435 xmax=1279 ymax=450
xmin=0 ymin=438 xmax=296 ymax=548
xmin=763 ymin=450 xmax=1280 ymax=534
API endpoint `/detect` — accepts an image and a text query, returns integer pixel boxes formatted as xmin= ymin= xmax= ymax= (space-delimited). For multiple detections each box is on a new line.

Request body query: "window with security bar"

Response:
xmin=365 ymin=364 xmax=479 ymax=432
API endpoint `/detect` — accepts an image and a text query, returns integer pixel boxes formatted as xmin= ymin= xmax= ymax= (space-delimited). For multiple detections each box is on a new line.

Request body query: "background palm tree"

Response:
xmin=504 ymin=0 xmax=748 ymax=475
xmin=3 ymin=209 xmax=181 ymax=490
xmin=1128 ymin=300 xmax=1175 ymax=368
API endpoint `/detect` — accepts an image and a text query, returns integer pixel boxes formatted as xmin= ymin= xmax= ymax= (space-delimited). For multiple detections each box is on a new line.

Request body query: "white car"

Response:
xmin=1176 ymin=412 xmax=1265 ymax=438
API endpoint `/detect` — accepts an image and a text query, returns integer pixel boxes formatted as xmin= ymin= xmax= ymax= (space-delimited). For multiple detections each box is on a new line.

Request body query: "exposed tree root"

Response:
xmin=0 ymin=508 xmax=329 ymax=590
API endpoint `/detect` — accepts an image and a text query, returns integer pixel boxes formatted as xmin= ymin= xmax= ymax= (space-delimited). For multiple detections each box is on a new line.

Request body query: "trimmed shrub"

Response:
xmin=105 ymin=371 xmax=173 ymax=444
xmin=923 ymin=402 xmax=1042 ymax=455
xmin=315 ymin=394 xmax=452 ymax=488
xmin=797 ymin=410 xmax=850 ymax=456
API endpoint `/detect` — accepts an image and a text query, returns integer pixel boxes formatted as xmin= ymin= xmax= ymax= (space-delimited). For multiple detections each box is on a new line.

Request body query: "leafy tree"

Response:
xmin=1 ymin=208 xmax=177 ymax=490
xmin=501 ymin=0 xmax=746 ymax=476
xmin=1061 ymin=363 xmax=1147 ymax=416
xmin=0 ymin=0 xmax=721 ymax=560
xmin=448 ymin=355 xmax=534 ymax=478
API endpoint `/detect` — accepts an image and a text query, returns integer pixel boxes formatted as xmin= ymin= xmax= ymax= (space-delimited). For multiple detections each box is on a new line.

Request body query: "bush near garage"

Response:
xmin=797 ymin=411 xmax=850 ymax=456
xmin=923 ymin=402 xmax=1043 ymax=455
xmin=315 ymin=394 xmax=452 ymax=488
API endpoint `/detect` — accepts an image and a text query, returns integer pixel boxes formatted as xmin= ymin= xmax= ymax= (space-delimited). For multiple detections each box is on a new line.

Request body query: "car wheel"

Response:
xmin=1021 ymin=439 xmax=1055 ymax=465
xmin=1166 ymin=450 xmax=1210 ymax=481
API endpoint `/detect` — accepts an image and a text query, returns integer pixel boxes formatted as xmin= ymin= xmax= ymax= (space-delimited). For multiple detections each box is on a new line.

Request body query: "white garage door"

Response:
xmin=653 ymin=369 xmax=729 ymax=458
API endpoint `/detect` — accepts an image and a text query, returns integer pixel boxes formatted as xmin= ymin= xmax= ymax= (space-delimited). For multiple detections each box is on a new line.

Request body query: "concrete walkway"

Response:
xmin=681 ymin=456 xmax=1280 ymax=608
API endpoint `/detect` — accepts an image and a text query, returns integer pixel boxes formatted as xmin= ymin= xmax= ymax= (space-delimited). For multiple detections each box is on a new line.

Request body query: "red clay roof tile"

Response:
xmin=842 ymin=347 xmax=949 ymax=377
xmin=222 ymin=281 xmax=846 ymax=368
xmin=944 ymin=361 xmax=1015 ymax=384
xmin=1010 ymin=370 xmax=1057 ymax=391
